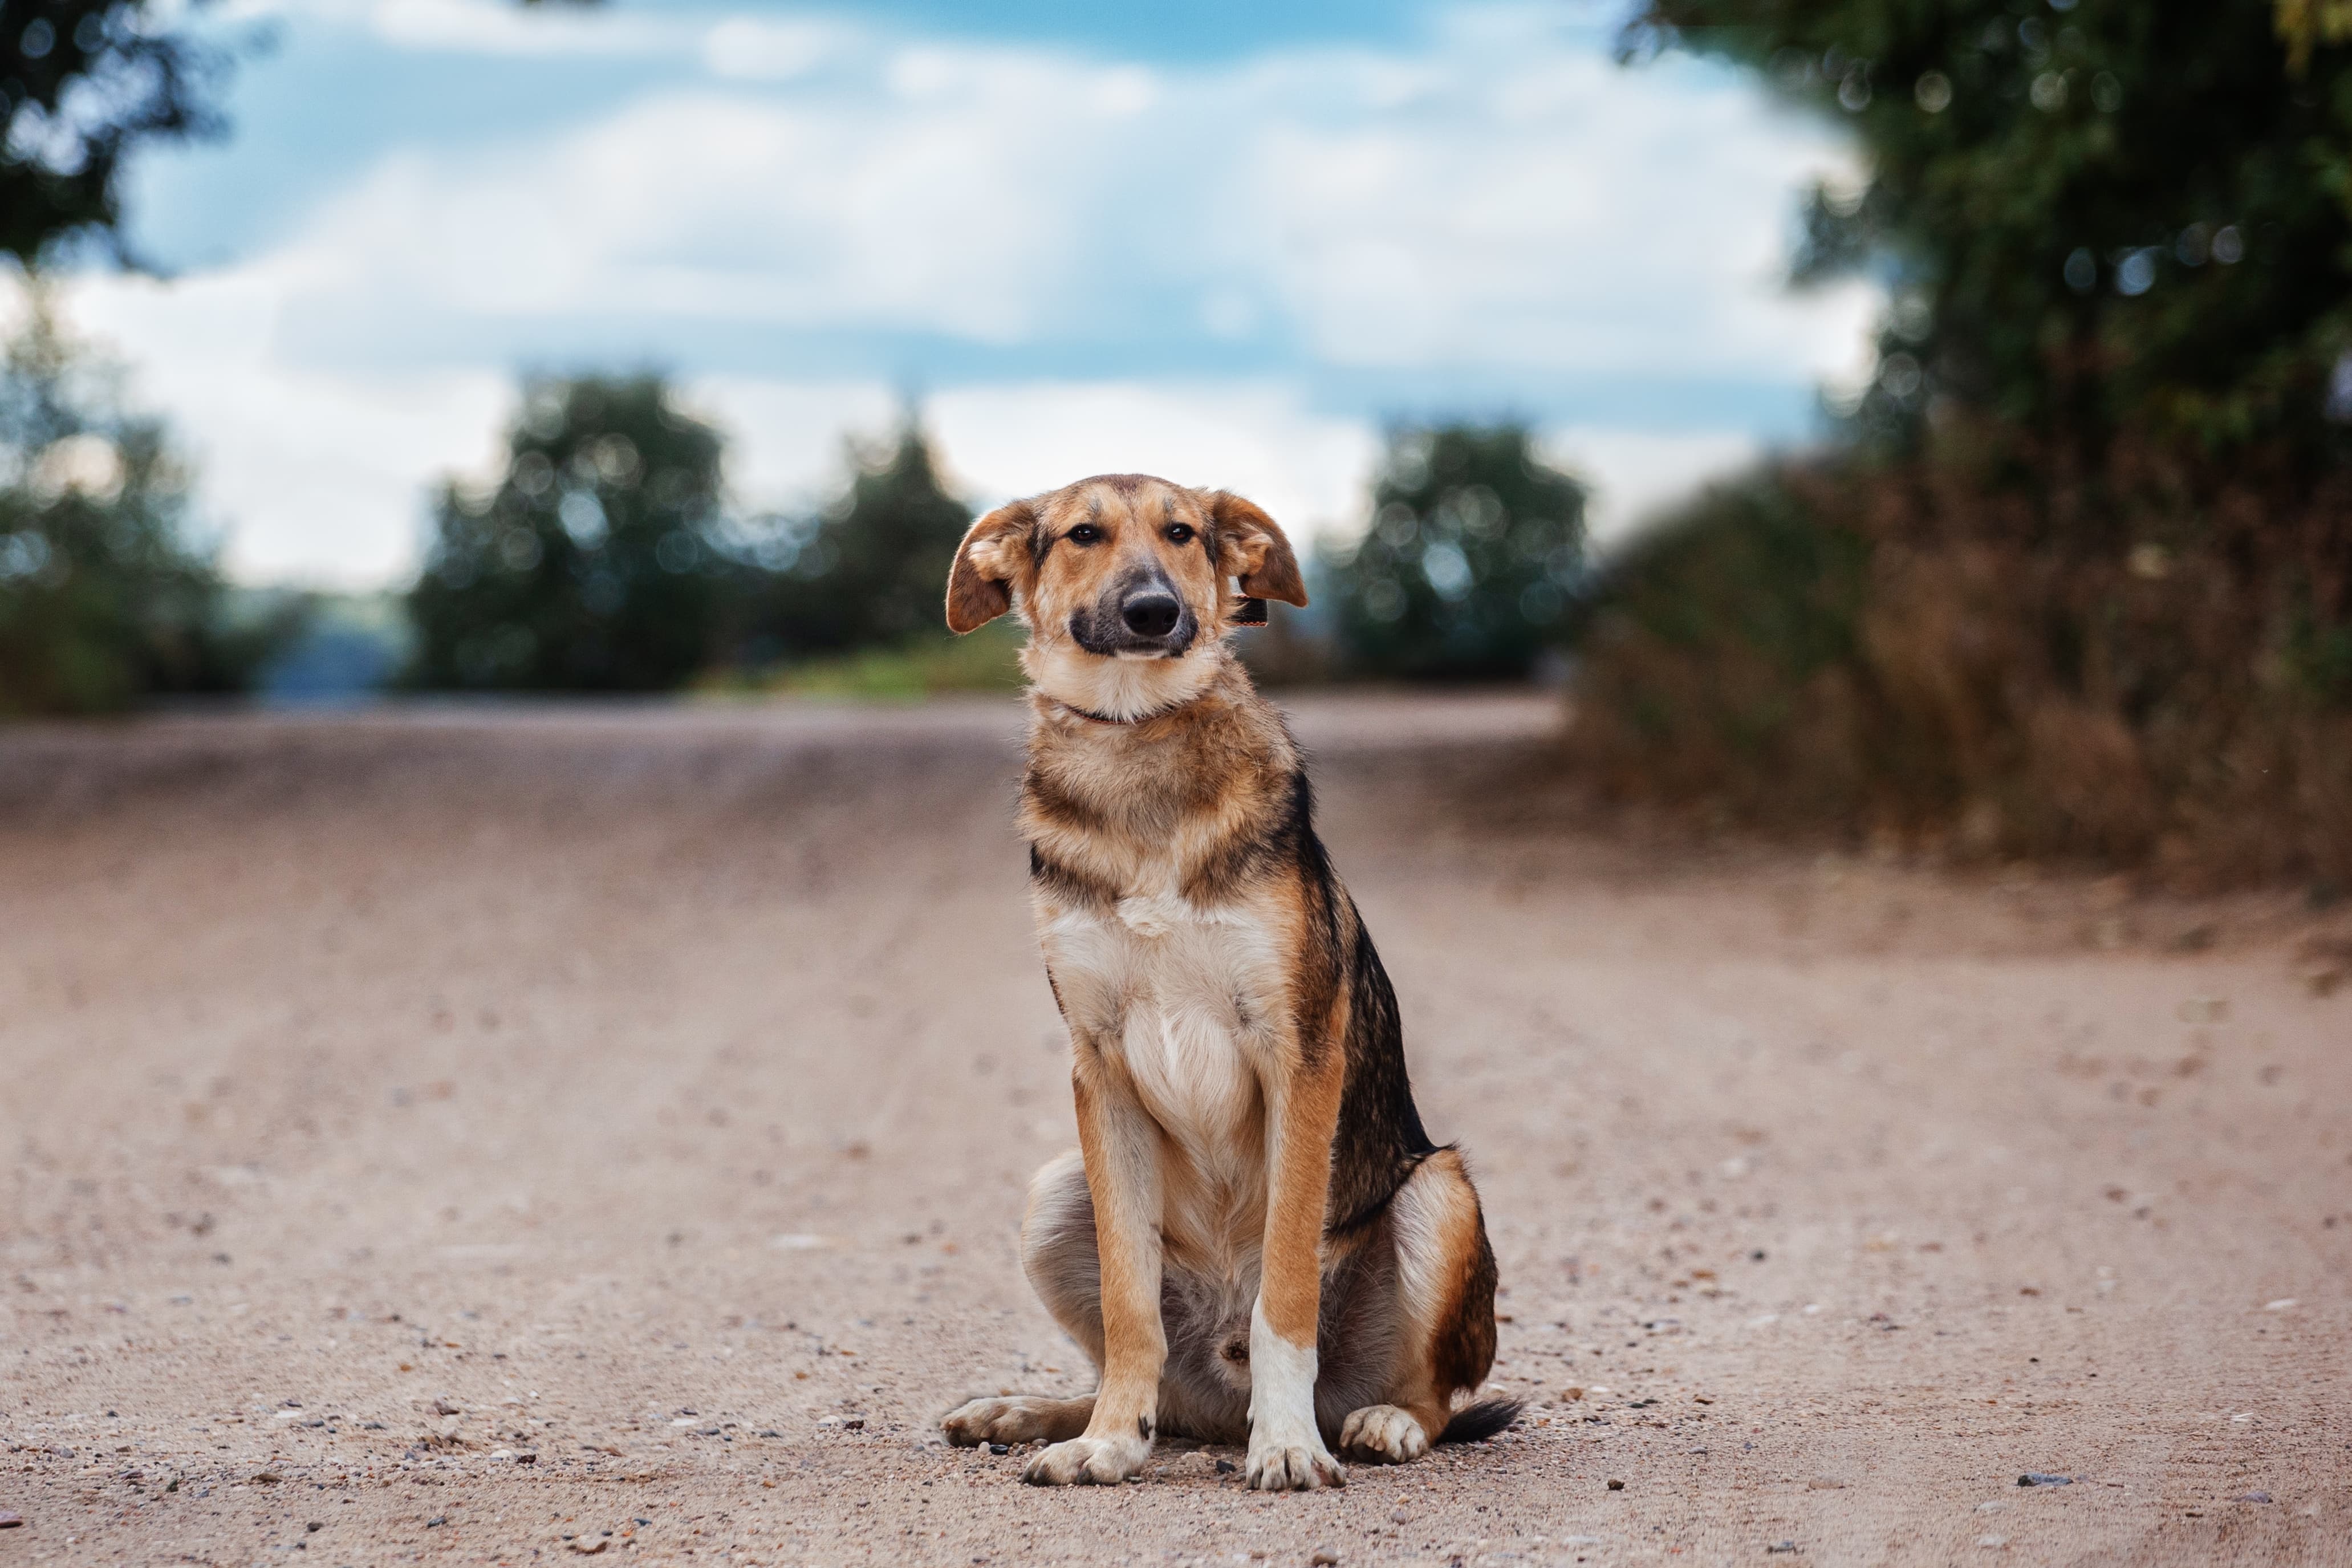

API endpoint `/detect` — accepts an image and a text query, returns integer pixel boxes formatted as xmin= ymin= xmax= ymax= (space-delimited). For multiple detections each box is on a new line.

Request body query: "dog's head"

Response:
xmin=944 ymin=474 xmax=1307 ymax=716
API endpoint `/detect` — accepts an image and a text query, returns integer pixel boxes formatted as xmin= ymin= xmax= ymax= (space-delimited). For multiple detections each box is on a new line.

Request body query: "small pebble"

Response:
xmin=1766 ymin=1543 xmax=1798 ymax=1555
xmin=988 ymin=1444 xmax=1009 ymax=1456
xmin=1390 ymin=1509 xmax=1408 ymax=1524
xmin=2238 ymin=1491 xmax=2273 ymax=1504
xmin=2017 ymin=1473 xmax=2071 ymax=1487
xmin=0 ymin=1514 xmax=22 ymax=1529
xmin=1214 ymin=1458 xmax=1236 ymax=1474
xmin=1311 ymin=1550 xmax=1340 ymax=1566
xmin=1977 ymin=1535 xmax=2007 ymax=1550
xmin=1606 ymin=1478 xmax=1624 ymax=1491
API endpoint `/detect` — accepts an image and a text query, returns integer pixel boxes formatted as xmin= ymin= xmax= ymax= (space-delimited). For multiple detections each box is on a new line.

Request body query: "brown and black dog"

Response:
xmin=938 ymin=474 xmax=1514 ymax=1490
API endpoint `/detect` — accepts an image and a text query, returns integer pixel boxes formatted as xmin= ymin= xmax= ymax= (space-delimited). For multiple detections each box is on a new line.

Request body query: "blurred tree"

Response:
xmin=1317 ymin=423 xmax=1586 ymax=681
xmin=406 ymin=375 xmax=732 ymax=691
xmin=1625 ymin=0 xmax=2352 ymax=457
xmin=1573 ymin=2 xmax=2352 ymax=882
xmin=2 ymin=1 xmax=229 ymax=263
xmin=0 ymin=289 xmax=282 ymax=713
xmin=734 ymin=419 xmax=972 ymax=660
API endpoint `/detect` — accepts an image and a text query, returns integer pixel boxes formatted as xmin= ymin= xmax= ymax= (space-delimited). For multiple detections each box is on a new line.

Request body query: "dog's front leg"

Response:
xmin=1246 ymin=1045 xmax=1347 ymax=1492
xmin=1022 ymin=1058 xmax=1164 ymax=1486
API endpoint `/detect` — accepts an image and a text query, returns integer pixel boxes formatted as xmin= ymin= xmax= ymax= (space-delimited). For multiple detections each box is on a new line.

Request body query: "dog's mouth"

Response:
xmin=1067 ymin=588 xmax=1198 ymax=659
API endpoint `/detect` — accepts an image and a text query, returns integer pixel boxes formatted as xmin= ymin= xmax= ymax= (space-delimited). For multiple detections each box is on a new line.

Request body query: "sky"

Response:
xmin=39 ymin=0 xmax=1878 ymax=589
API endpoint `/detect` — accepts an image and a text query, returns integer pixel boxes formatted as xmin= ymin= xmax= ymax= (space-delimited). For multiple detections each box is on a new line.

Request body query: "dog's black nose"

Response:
xmin=1121 ymin=593 xmax=1181 ymax=639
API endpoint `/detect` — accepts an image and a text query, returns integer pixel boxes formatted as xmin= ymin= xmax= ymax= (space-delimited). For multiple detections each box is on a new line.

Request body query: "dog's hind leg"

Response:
xmin=943 ymin=1151 xmax=1102 ymax=1448
xmin=1337 ymin=1149 xmax=1513 ymax=1464
xmin=941 ymin=1395 xmax=1093 ymax=1448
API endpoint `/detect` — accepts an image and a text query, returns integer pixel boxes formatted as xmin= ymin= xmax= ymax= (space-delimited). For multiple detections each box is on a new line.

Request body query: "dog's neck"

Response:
xmin=1021 ymin=637 xmax=1227 ymax=724
xmin=1021 ymin=644 xmax=1286 ymax=774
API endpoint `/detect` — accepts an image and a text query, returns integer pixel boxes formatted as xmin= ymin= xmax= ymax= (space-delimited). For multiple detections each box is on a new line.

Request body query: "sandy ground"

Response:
xmin=1 ymin=692 xmax=2348 ymax=1568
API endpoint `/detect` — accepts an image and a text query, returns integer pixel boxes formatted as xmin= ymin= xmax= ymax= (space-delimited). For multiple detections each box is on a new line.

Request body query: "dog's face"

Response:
xmin=945 ymin=474 xmax=1307 ymax=715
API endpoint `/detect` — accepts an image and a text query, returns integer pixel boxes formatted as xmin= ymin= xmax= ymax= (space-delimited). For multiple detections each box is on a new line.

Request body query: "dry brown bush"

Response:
xmin=1567 ymin=426 xmax=2352 ymax=887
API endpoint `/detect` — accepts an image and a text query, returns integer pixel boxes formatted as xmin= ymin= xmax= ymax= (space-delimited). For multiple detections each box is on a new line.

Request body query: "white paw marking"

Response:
xmin=1339 ymin=1404 xmax=1429 ymax=1464
xmin=1245 ymin=1301 xmax=1344 ymax=1492
xmin=1246 ymin=1435 xmax=1346 ymax=1491
xmin=1021 ymin=1432 xmax=1149 ymax=1486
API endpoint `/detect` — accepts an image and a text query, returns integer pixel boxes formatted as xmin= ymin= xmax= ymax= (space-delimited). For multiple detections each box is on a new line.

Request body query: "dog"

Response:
xmin=936 ymin=474 xmax=1515 ymax=1491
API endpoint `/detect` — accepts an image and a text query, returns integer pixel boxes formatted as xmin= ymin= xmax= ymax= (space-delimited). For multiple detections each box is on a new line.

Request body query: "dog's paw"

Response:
xmin=1338 ymin=1404 xmax=1429 ymax=1464
xmin=1245 ymin=1431 xmax=1345 ymax=1492
xmin=942 ymin=1396 xmax=1086 ymax=1448
xmin=1020 ymin=1433 xmax=1149 ymax=1486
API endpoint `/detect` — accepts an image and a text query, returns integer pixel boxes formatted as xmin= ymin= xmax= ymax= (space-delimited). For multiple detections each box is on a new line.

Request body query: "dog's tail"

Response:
xmin=1437 ymin=1398 xmax=1522 ymax=1445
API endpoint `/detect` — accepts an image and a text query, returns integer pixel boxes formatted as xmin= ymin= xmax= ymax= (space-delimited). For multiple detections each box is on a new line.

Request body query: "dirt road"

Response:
xmin=1 ymin=694 xmax=2346 ymax=1567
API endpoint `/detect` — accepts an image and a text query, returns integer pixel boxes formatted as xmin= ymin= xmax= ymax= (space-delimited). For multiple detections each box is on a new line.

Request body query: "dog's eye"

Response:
xmin=1067 ymin=524 xmax=1103 ymax=545
xmin=1164 ymin=523 xmax=1195 ymax=545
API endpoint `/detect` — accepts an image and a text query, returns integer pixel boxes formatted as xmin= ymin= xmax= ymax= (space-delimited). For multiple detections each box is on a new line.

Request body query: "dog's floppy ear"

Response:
xmin=945 ymin=500 xmax=1037 ymax=633
xmin=1206 ymin=491 xmax=1309 ymax=608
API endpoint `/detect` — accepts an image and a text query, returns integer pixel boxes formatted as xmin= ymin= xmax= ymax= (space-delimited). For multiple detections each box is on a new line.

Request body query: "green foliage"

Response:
xmin=1575 ymin=3 xmax=2352 ymax=881
xmin=733 ymin=423 xmax=972 ymax=663
xmin=405 ymin=375 xmax=732 ymax=692
xmin=1627 ymin=0 xmax=2352 ymax=456
xmin=1318 ymin=423 xmax=1587 ymax=681
xmin=2 ymin=1 xmax=228 ymax=264
xmin=0 ymin=290 xmax=278 ymax=714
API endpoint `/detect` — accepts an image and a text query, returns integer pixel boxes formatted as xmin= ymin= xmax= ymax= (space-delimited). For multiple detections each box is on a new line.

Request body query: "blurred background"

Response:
xmin=4 ymin=0 xmax=2351 ymax=882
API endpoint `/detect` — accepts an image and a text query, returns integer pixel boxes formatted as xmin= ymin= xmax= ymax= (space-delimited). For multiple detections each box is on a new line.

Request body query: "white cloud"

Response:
xmin=198 ymin=7 xmax=1871 ymax=368
xmin=682 ymin=375 xmax=901 ymax=508
xmin=1246 ymin=38 xmax=1876 ymax=379
xmin=702 ymin=15 xmax=858 ymax=81
xmin=686 ymin=376 xmax=1379 ymax=543
xmin=925 ymin=381 xmax=1380 ymax=539
xmin=1540 ymin=426 xmax=1766 ymax=549
xmin=53 ymin=269 xmax=509 ymax=589
xmin=48 ymin=4 xmax=1879 ymax=586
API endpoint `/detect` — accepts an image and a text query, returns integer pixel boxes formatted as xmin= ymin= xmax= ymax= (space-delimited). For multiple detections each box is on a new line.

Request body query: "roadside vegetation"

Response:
xmin=1572 ymin=1 xmax=2352 ymax=885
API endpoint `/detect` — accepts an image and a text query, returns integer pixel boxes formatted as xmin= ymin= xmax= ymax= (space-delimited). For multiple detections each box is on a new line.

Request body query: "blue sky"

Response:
xmin=43 ymin=0 xmax=1876 ymax=587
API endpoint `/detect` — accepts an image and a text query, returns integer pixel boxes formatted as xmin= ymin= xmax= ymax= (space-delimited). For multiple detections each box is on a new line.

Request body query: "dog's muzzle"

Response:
xmin=1072 ymin=576 xmax=1197 ymax=656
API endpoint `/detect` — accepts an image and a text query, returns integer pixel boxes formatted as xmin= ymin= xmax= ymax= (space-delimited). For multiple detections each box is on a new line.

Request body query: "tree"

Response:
xmin=1626 ymin=0 xmax=2352 ymax=457
xmin=0 ymin=288 xmax=277 ymax=713
xmin=1318 ymin=423 xmax=1586 ymax=681
xmin=734 ymin=420 xmax=972 ymax=661
xmin=1570 ymin=2 xmax=2352 ymax=881
xmin=2 ymin=1 xmax=229 ymax=264
xmin=405 ymin=375 xmax=732 ymax=691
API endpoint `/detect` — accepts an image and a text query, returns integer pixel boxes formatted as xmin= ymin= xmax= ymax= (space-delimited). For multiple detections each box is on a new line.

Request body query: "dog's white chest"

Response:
xmin=1042 ymin=892 xmax=1284 ymax=1155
